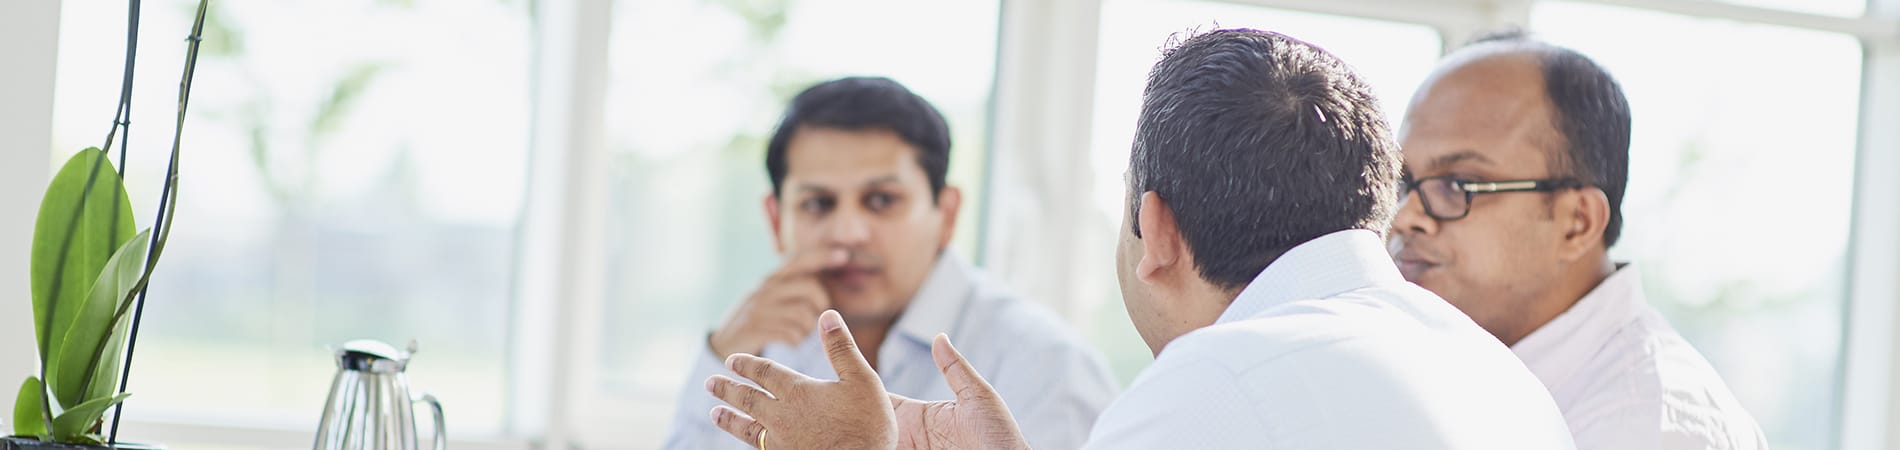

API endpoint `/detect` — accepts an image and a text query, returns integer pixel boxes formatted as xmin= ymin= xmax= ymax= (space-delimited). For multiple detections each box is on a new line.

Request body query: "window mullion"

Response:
xmin=984 ymin=0 xmax=1109 ymax=321
xmin=512 ymin=0 xmax=615 ymax=445
xmin=1844 ymin=2 xmax=1900 ymax=448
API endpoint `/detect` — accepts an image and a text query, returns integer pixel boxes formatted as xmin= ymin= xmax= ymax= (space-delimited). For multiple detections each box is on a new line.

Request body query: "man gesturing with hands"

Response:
xmin=661 ymin=77 xmax=1117 ymax=450
xmin=709 ymin=310 xmax=1027 ymax=449
xmin=704 ymin=31 xmax=1578 ymax=450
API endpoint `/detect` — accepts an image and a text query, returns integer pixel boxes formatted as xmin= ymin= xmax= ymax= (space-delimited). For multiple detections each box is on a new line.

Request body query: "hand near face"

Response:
xmin=706 ymin=309 xmax=898 ymax=449
xmin=705 ymin=310 xmax=1032 ymax=450
xmin=709 ymin=248 xmax=849 ymax=359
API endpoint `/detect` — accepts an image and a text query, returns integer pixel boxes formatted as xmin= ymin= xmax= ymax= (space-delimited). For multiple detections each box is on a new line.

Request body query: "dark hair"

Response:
xmin=765 ymin=76 xmax=953 ymax=201
xmin=1130 ymin=29 xmax=1402 ymax=291
xmin=1465 ymin=29 xmax=1632 ymax=247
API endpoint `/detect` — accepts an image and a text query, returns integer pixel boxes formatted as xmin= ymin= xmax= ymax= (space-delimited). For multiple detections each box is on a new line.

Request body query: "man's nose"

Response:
xmin=823 ymin=207 xmax=872 ymax=247
xmin=1390 ymin=188 xmax=1438 ymax=237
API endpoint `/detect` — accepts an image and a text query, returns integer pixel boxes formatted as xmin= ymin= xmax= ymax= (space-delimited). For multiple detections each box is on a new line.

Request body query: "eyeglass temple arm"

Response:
xmin=1460 ymin=179 xmax=1577 ymax=193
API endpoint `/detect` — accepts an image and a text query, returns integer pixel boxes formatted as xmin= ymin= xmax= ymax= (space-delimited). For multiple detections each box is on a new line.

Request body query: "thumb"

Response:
xmin=931 ymin=334 xmax=999 ymax=403
xmin=818 ymin=309 xmax=878 ymax=381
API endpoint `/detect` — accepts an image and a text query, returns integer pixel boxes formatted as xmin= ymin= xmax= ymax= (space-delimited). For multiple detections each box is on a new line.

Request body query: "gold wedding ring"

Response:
xmin=758 ymin=428 xmax=768 ymax=450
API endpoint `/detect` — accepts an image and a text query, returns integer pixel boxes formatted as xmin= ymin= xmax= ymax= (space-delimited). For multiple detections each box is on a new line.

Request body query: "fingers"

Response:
xmin=754 ymin=280 xmax=829 ymax=348
xmin=710 ymin=405 xmax=767 ymax=449
xmin=727 ymin=353 xmax=809 ymax=393
xmin=777 ymin=280 xmax=830 ymax=323
xmin=932 ymin=334 xmax=1000 ymax=403
xmin=763 ymin=266 xmax=832 ymax=337
xmin=707 ymin=375 xmax=777 ymax=417
xmin=765 ymin=291 xmax=825 ymax=346
xmin=818 ymin=309 xmax=878 ymax=380
xmin=768 ymin=317 xmax=816 ymax=347
xmin=713 ymin=272 xmax=829 ymax=358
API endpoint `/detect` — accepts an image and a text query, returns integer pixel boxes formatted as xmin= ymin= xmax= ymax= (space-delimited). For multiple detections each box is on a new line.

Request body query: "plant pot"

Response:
xmin=1 ymin=437 xmax=161 ymax=450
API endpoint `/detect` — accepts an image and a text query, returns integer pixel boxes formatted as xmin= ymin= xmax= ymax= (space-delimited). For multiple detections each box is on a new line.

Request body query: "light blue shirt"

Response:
xmin=1083 ymin=230 xmax=1578 ymax=449
xmin=664 ymin=252 xmax=1118 ymax=450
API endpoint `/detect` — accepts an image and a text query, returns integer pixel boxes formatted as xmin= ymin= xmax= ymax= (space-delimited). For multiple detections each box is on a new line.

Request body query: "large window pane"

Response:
xmin=50 ymin=0 xmax=530 ymax=436
xmin=1086 ymin=0 xmax=1442 ymax=383
xmin=600 ymin=0 xmax=1000 ymax=437
xmin=1532 ymin=3 xmax=1861 ymax=449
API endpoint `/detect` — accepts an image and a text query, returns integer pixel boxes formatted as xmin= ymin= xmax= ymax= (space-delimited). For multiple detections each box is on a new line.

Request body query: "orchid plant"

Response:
xmin=6 ymin=0 xmax=205 ymax=445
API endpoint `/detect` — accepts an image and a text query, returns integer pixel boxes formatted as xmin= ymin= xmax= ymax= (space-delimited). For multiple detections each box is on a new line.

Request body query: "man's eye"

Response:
xmin=800 ymin=198 xmax=834 ymax=214
xmin=865 ymin=192 xmax=896 ymax=211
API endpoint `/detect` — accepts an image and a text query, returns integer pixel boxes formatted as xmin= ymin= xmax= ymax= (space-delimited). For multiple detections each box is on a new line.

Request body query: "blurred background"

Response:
xmin=0 ymin=0 xmax=1897 ymax=448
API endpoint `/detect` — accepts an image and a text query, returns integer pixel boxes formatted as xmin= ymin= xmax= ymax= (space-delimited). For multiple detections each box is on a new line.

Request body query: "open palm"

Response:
xmin=887 ymin=335 xmax=1032 ymax=450
xmin=707 ymin=312 xmax=1032 ymax=450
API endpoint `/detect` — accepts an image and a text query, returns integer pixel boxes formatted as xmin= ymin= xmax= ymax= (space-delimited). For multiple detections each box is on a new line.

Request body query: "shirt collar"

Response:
xmin=1218 ymin=229 xmax=1405 ymax=325
xmin=890 ymin=251 xmax=977 ymax=346
xmin=1510 ymin=263 xmax=1643 ymax=391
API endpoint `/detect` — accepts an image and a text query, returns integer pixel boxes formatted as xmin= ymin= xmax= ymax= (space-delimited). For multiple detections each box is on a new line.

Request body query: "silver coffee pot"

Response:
xmin=313 ymin=339 xmax=446 ymax=450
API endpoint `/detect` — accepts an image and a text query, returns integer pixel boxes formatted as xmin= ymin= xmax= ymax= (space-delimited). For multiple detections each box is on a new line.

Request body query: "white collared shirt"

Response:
xmin=1083 ymin=230 xmax=1577 ymax=450
xmin=663 ymin=252 xmax=1119 ymax=450
xmin=1512 ymin=265 xmax=1769 ymax=450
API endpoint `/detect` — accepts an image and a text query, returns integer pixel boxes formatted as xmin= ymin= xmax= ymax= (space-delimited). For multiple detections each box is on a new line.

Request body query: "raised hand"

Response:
xmin=708 ymin=248 xmax=849 ymax=359
xmin=887 ymin=335 xmax=1031 ymax=450
xmin=706 ymin=310 xmax=898 ymax=449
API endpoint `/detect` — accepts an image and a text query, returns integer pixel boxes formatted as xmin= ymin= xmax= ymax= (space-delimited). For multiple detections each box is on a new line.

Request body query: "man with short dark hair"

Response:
xmin=697 ymin=30 xmax=1576 ymax=449
xmin=1388 ymin=31 xmax=1768 ymax=449
xmin=661 ymin=76 xmax=1117 ymax=450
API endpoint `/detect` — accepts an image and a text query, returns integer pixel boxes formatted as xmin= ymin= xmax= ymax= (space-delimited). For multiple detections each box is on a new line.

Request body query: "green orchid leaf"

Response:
xmin=76 ymin=293 xmax=140 ymax=411
xmin=47 ymin=228 xmax=150 ymax=409
xmin=32 ymin=148 xmax=137 ymax=374
xmin=49 ymin=392 xmax=128 ymax=442
xmin=13 ymin=376 xmax=47 ymax=438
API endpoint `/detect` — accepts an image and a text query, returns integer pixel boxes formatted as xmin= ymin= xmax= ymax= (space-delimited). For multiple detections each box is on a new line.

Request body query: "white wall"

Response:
xmin=0 ymin=0 xmax=60 ymax=394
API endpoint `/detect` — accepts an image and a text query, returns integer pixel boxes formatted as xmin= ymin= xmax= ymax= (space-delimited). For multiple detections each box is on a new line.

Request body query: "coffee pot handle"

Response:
xmin=414 ymin=393 xmax=446 ymax=450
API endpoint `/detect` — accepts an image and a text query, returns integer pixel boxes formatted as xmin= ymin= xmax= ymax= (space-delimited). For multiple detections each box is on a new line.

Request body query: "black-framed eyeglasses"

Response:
xmin=1399 ymin=176 xmax=1586 ymax=221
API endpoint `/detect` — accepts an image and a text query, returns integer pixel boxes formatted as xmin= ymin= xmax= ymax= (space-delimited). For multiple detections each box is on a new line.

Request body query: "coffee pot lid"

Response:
xmin=335 ymin=339 xmax=414 ymax=373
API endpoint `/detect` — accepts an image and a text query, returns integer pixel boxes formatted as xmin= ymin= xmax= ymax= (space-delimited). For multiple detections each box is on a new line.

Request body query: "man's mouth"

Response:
xmin=822 ymin=266 xmax=881 ymax=287
xmin=1393 ymin=253 xmax=1440 ymax=281
xmin=1387 ymin=235 xmax=1443 ymax=282
xmin=1398 ymin=258 xmax=1436 ymax=279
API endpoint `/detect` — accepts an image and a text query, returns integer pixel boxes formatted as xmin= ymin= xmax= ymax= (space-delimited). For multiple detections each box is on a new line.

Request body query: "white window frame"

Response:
xmin=1 ymin=0 xmax=1896 ymax=448
xmin=1844 ymin=2 xmax=1900 ymax=450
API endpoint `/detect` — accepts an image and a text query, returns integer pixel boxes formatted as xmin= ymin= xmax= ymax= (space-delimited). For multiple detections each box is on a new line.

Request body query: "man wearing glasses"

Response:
xmin=1387 ymin=30 xmax=1768 ymax=449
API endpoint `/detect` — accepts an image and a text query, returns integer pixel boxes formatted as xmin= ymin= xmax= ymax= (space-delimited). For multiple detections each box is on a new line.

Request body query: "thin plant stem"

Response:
xmin=106 ymin=0 xmax=205 ymax=444
xmin=101 ymin=0 xmax=142 ymax=271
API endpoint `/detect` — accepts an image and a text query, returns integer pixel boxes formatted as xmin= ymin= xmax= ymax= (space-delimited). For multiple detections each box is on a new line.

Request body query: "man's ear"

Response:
xmin=1557 ymin=187 xmax=1611 ymax=261
xmin=1136 ymin=191 xmax=1186 ymax=284
xmin=764 ymin=193 xmax=787 ymax=254
xmin=935 ymin=186 xmax=963 ymax=251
